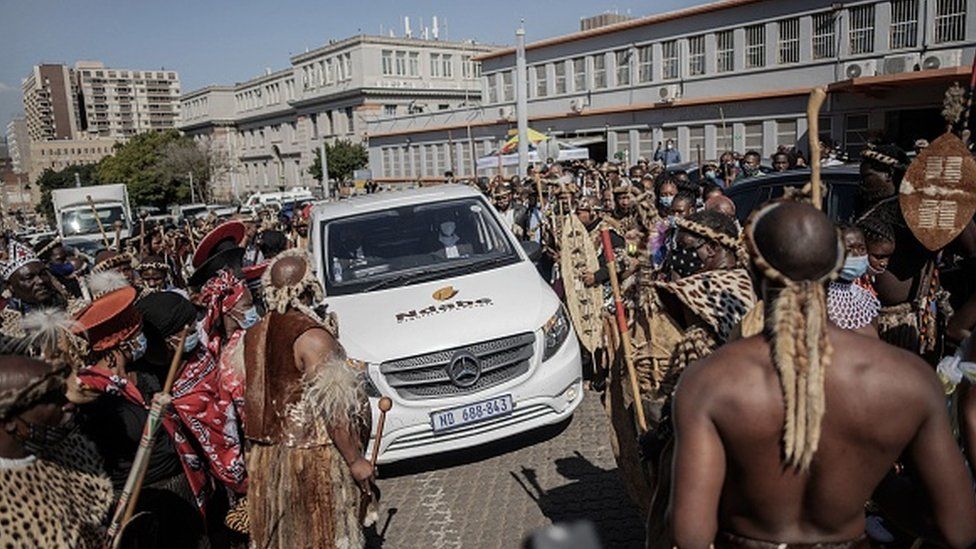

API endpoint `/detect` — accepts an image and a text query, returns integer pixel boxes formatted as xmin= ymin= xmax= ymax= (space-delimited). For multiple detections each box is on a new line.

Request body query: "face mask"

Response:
xmin=704 ymin=170 xmax=717 ymax=180
xmin=236 ymin=306 xmax=259 ymax=330
xmin=669 ymin=244 xmax=705 ymax=279
xmin=839 ymin=254 xmax=869 ymax=282
xmin=440 ymin=221 xmax=456 ymax=236
xmin=49 ymin=262 xmax=74 ymax=277
xmin=666 ymin=143 xmax=673 ymax=150
xmin=14 ymin=415 xmax=76 ymax=456
xmin=659 ymin=195 xmax=674 ymax=208
xmin=183 ymin=330 xmax=200 ymax=354
xmin=128 ymin=332 xmax=148 ymax=362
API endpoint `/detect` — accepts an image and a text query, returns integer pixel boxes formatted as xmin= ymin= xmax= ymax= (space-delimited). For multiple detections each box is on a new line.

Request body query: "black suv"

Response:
xmin=724 ymin=165 xmax=863 ymax=224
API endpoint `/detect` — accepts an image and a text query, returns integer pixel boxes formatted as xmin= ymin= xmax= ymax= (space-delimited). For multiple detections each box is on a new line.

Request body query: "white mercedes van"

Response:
xmin=309 ymin=184 xmax=583 ymax=463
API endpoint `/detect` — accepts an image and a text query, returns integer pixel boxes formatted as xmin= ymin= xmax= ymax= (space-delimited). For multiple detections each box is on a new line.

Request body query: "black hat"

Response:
xmin=188 ymin=221 xmax=245 ymax=288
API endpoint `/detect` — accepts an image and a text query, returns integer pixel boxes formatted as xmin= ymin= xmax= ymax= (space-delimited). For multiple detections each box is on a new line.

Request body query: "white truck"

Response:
xmin=309 ymin=184 xmax=583 ymax=463
xmin=51 ymin=183 xmax=132 ymax=253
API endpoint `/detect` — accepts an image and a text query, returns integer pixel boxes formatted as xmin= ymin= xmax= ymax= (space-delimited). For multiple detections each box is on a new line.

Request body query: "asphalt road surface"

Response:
xmin=367 ymin=389 xmax=646 ymax=548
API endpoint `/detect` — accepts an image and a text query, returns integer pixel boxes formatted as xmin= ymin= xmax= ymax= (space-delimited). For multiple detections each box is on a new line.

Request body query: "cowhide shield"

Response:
xmin=899 ymin=132 xmax=976 ymax=251
xmin=560 ymin=214 xmax=604 ymax=353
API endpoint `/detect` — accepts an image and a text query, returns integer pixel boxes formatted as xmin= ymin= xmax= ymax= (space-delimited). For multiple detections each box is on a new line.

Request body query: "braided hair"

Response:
xmin=857 ymin=212 xmax=895 ymax=246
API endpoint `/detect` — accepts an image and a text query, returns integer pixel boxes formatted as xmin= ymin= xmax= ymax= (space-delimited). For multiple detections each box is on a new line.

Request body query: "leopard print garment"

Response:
xmin=0 ymin=432 xmax=113 ymax=548
xmin=654 ymin=268 xmax=756 ymax=342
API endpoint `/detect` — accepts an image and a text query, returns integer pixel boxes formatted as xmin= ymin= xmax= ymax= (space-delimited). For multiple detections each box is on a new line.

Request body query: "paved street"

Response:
xmin=368 ymin=389 xmax=646 ymax=548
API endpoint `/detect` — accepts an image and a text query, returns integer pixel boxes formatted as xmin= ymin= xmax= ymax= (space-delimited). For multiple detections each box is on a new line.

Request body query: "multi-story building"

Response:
xmin=367 ymin=0 xmax=975 ymax=181
xmin=179 ymin=34 xmax=496 ymax=200
xmin=22 ymin=64 xmax=80 ymax=142
xmin=27 ymin=137 xmax=119 ymax=189
xmin=74 ymin=61 xmax=181 ymax=138
xmin=5 ymin=118 xmax=31 ymax=174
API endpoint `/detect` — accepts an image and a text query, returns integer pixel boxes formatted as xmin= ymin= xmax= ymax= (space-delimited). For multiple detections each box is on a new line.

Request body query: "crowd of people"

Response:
xmin=0 ymin=119 xmax=975 ymax=549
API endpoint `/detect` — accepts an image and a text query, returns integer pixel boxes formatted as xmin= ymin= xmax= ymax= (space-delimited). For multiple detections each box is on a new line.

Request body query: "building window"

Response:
xmin=384 ymin=105 xmax=397 ymax=116
xmin=441 ymin=54 xmax=453 ymax=78
xmin=535 ymin=65 xmax=547 ymax=97
xmin=409 ymin=52 xmax=420 ymax=76
xmin=689 ymin=126 xmax=705 ymax=159
xmin=573 ymin=57 xmax=586 ymax=91
xmin=487 ymin=74 xmax=498 ymax=103
xmin=776 ymin=119 xmax=797 ymax=149
xmin=395 ymin=51 xmax=408 ymax=76
xmin=745 ymin=25 xmax=766 ymax=68
xmin=934 ymin=0 xmax=967 ymax=43
xmin=744 ymin=122 xmax=763 ymax=152
xmin=430 ymin=54 xmax=442 ymax=77
xmin=638 ymin=130 xmax=654 ymax=159
xmin=461 ymin=56 xmax=479 ymax=78
xmin=812 ymin=13 xmax=836 ymax=59
xmin=637 ymin=45 xmax=653 ymax=82
xmin=683 ymin=36 xmax=705 ymax=76
xmin=343 ymin=53 xmax=352 ymax=80
xmin=615 ymin=131 xmax=630 ymax=162
xmin=890 ymin=0 xmax=919 ymax=49
xmin=778 ymin=18 xmax=800 ymax=64
xmin=593 ymin=54 xmax=607 ymax=89
xmin=659 ymin=41 xmax=678 ymax=79
xmin=502 ymin=71 xmax=514 ymax=101
xmin=845 ymin=113 xmax=870 ymax=157
xmin=849 ymin=4 xmax=875 ymax=54
xmin=554 ymin=61 xmax=567 ymax=94
xmin=615 ymin=49 xmax=631 ymax=86
xmin=382 ymin=50 xmax=394 ymax=75
xmin=716 ymin=30 xmax=734 ymax=72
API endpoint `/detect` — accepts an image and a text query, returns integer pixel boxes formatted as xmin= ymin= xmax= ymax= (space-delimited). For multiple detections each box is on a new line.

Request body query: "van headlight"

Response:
xmin=542 ymin=306 xmax=571 ymax=362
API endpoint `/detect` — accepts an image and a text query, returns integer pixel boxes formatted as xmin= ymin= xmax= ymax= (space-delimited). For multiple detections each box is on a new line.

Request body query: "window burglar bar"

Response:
xmin=778 ymin=18 xmax=800 ymax=64
xmin=849 ymin=4 xmax=875 ymax=54
xmin=663 ymin=40 xmax=679 ymax=79
xmin=638 ymin=46 xmax=653 ymax=82
xmin=746 ymin=25 xmax=766 ymax=68
xmin=716 ymin=30 xmax=734 ymax=72
xmin=935 ymin=0 xmax=967 ymax=43
xmin=689 ymin=35 xmax=706 ymax=76
xmin=890 ymin=0 xmax=919 ymax=49
xmin=616 ymin=49 xmax=631 ymax=86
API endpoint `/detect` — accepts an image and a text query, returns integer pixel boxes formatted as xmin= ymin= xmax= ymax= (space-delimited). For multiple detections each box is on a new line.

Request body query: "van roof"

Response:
xmin=311 ymin=184 xmax=483 ymax=221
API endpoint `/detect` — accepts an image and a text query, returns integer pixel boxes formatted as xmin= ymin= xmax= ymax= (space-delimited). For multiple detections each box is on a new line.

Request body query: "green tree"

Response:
xmin=96 ymin=129 xmax=193 ymax=208
xmin=307 ymin=140 xmax=369 ymax=183
xmin=34 ymin=163 xmax=102 ymax=221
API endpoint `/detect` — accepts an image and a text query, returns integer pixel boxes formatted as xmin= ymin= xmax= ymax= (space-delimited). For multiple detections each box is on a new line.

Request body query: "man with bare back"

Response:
xmin=669 ymin=200 xmax=976 ymax=549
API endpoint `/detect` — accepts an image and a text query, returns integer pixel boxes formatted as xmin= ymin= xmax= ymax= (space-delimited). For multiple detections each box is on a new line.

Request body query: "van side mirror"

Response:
xmin=520 ymin=240 xmax=542 ymax=262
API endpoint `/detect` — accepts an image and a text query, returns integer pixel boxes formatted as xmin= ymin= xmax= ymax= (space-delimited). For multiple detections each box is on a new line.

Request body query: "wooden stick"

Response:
xmin=806 ymin=87 xmax=828 ymax=210
xmin=600 ymin=229 xmax=647 ymax=433
xmin=106 ymin=327 xmax=189 ymax=547
xmin=138 ymin=218 xmax=145 ymax=258
xmin=359 ymin=396 xmax=393 ymax=524
xmin=114 ymin=222 xmax=123 ymax=253
xmin=86 ymin=195 xmax=112 ymax=249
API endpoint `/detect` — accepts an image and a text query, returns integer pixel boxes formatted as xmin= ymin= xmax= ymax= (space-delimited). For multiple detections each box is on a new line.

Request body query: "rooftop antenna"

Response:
xmin=404 ymin=16 xmax=412 ymax=38
xmin=432 ymin=16 xmax=439 ymax=40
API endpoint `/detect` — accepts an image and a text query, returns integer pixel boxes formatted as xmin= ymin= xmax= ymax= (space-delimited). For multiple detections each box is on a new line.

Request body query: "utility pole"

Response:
xmin=320 ymin=141 xmax=330 ymax=199
xmin=189 ymin=171 xmax=196 ymax=203
xmin=515 ymin=21 xmax=529 ymax=178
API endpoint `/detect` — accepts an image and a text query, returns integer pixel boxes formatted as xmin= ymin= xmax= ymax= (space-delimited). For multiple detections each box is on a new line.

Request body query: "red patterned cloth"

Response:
xmin=76 ymin=365 xmax=212 ymax=514
xmin=197 ymin=270 xmax=246 ymax=359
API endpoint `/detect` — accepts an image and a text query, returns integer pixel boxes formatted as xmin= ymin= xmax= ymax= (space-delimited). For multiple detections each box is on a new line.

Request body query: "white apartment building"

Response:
xmin=5 ymin=118 xmax=31 ymax=174
xmin=74 ymin=61 xmax=181 ymax=139
xmin=367 ymin=0 xmax=974 ymax=181
xmin=179 ymin=34 xmax=496 ymax=201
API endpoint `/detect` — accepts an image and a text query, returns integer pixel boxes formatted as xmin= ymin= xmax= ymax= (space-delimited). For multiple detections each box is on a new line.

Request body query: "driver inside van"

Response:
xmin=432 ymin=218 xmax=473 ymax=260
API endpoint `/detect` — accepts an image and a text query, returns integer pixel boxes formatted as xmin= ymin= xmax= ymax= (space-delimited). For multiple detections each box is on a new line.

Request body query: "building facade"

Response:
xmin=367 ymin=0 xmax=975 ymax=181
xmin=27 ymin=137 xmax=119 ymax=187
xmin=73 ymin=61 xmax=181 ymax=139
xmin=22 ymin=64 xmax=80 ymax=142
xmin=179 ymin=34 xmax=496 ymax=201
xmin=5 ymin=118 xmax=31 ymax=174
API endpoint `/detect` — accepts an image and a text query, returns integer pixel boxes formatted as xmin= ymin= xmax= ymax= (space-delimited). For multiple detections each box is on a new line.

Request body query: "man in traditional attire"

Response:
xmin=0 ymin=239 xmax=73 ymax=339
xmin=0 ymin=354 xmax=113 ymax=548
xmin=245 ymin=249 xmax=372 ymax=548
xmin=669 ymin=200 xmax=976 ymax=548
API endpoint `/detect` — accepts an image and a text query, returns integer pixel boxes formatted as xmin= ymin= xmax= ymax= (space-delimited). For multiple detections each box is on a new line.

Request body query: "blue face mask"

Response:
xmin=183 ymin=330 xmax=200 ymax=354
xmin=49 ymin=262 xmax=74 ymax=277
xmin=659 ymin=195 xmax=674 ymax=208
xmin=839 ymin=254 xmax=869 ymax=282
xmin=236 ymin=306 xmax=260 ymax=330
xmin=129 ymin=333 xmax=148 ymax=362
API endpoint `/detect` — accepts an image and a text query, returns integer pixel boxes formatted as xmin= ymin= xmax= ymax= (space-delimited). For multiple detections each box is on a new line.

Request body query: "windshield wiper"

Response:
xmin=360 ymin=256 xmax=515 ymax=293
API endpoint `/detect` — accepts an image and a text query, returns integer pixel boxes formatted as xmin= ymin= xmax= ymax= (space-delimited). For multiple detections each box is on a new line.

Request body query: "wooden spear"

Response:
xmin=86 ymin=195 xmax=112 ymax=249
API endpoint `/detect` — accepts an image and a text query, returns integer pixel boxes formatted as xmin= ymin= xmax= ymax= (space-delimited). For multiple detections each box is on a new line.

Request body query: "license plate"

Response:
xmin=430 ymin=394 xmax=514 ymax=433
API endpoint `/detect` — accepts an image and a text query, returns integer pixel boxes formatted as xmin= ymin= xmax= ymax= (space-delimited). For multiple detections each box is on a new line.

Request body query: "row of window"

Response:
xmin=300 ymin=52 xmax=353 ymax=91
xmin=381 ymin=50 xmax=482 ymax=79
xmin=239 ymin=158 xmax=304 ymax=188
xmin=37 ymin=146 xmax=112 ymax=156
xmin=486 ymin=0 xmax=968 ymax=102
xmin=80 ymin=70 xmax=177 ymax=80
xmin=235 ymin=78 xmax=298 ymax=112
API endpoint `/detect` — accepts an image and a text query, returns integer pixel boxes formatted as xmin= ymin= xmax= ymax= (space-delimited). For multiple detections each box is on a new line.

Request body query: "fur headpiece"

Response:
xmin=0 ymin=239 xmax=42 ymax=281
xmin=744 ymin=201 xmax=843 ymax=471
xmin=86 ymin=271 xmax=130 ymax=300
xmin=261 ymin=248 xmax=337 ymax=337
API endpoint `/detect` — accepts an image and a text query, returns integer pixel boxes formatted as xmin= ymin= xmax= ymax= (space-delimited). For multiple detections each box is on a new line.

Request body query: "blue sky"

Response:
xmin=0 ymin=0 xmax=701 ymax=131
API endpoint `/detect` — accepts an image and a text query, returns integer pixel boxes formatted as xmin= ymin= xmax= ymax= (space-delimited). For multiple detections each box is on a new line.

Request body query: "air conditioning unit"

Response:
xmin=921 ymin=49 xmax=962 ymax=71
xmin=844 ymin=60 xmax=877 ymax=79
xmin=657 ymin=84 xmax=681 ymax=102
xmin=569 ymin=98 xmax=585 ymax=114
xmin=498 ymin=106 xmax=515 ymax=120
xmin=880 ymin=54 xmax=919 ymax=75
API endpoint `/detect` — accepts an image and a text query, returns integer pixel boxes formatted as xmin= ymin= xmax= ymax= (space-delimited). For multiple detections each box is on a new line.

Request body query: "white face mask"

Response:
xmin=440 ymin=221 xmax=456 ymax=236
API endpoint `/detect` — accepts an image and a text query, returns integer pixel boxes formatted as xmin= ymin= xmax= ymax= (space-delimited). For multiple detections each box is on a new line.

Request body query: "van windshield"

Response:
xmin=61 ymin=205 xmax=127 ymax=236
xmin=323 ymin=197 xmax=520 ymax=295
